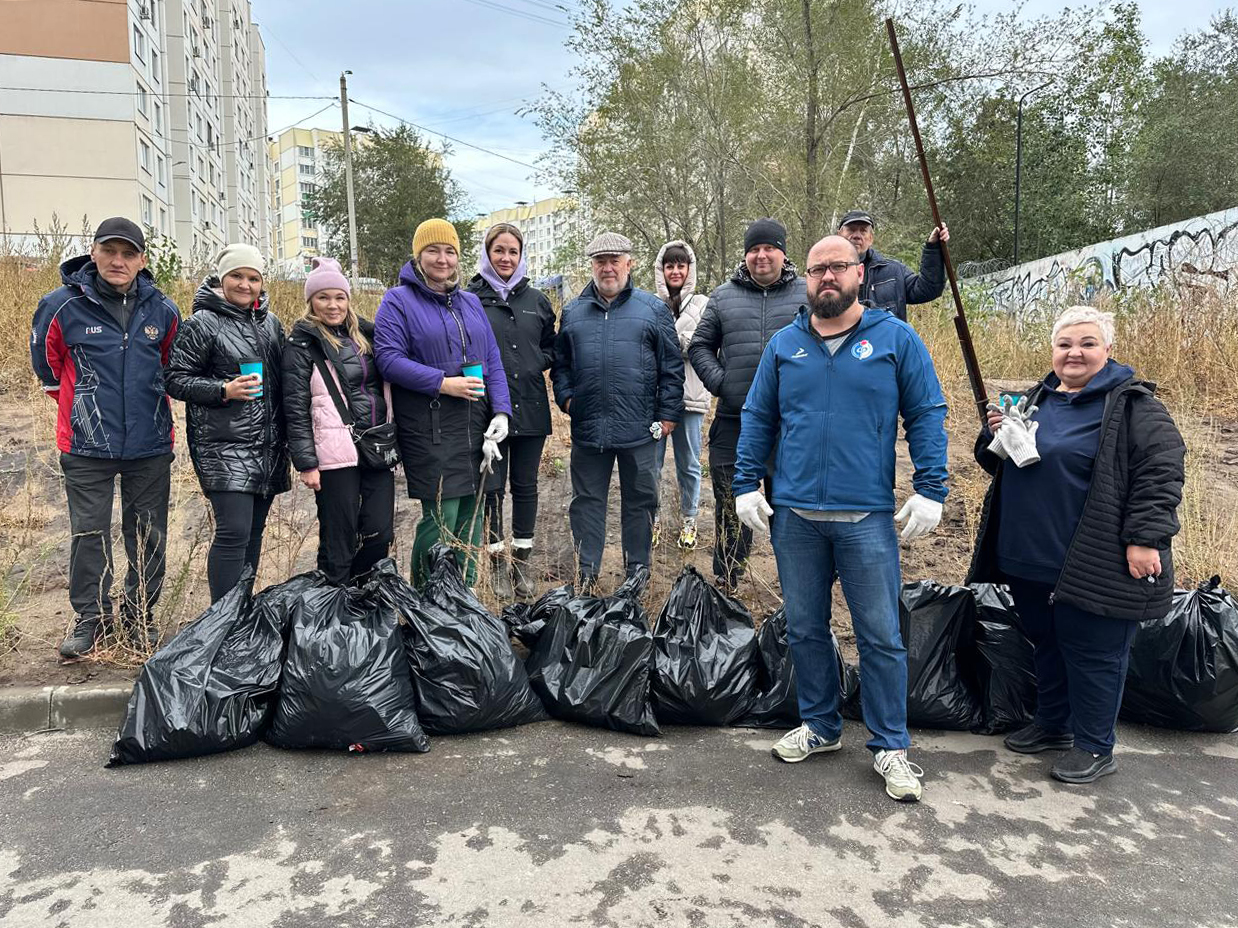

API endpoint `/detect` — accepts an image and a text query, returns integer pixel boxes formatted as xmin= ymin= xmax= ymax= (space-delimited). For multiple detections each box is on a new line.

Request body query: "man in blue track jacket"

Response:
xmin=733 ymin=234 xmax=949 ymax=802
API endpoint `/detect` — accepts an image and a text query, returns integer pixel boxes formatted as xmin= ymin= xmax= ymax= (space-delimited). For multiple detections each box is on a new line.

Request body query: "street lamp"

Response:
xmin=1014 ymin=80 xmax=1052 ymax=265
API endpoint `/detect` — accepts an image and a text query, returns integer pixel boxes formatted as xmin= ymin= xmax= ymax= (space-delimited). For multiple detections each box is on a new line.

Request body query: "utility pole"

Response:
xmin=340 ymin=70 xmax=360 ymax=287
xmin=1014 ymin=80 xmax=1052 ymax=265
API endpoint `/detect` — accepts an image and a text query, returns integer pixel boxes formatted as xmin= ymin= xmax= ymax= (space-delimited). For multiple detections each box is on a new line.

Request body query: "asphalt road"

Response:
xmin=2 ymin=720 xmax=1236 ymax=927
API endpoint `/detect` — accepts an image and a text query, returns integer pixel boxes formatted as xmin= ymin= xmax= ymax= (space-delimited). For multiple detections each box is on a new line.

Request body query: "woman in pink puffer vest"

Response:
xmin=282 ymin=258 xmax=395 ymax=584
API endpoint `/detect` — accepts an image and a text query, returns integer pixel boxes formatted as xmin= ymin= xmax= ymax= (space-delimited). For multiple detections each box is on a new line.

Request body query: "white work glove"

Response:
xmin=895 ymin=494 xmax=942 ymax=542
xmin=480 ymin=438 xmax=503 ymax=474
xmin=735 ymin=490 xmax=773 ymax=534
xmin=986 ymin=398 xmax=1040 ymax=468
xmin=484 ymin=413 xmax=509 ymax=444
xmin=649 ymin=421 xmax=663 ymax=441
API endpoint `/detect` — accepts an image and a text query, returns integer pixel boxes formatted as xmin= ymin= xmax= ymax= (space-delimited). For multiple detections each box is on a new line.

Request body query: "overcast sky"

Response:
xmin=258 ymin=0 xmax=1228 ymax=216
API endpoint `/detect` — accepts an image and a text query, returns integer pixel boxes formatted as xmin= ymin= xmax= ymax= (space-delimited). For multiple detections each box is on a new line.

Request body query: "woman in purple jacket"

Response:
xmin=374 ymin=219 xmax=512 ymax=588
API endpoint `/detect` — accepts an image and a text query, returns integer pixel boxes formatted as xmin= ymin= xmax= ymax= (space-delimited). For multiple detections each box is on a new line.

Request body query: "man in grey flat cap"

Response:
xmin=551 ymin=232 xmax=685 ymax=591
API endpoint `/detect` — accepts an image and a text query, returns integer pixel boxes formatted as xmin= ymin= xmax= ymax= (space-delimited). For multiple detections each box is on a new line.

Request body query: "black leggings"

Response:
xmin=485 ymin=434 xmax=546 ymax=544
xmin=315 ymin=466 xmax=395 ymax=585
xmin=206 ymin=491 xmax=274 ymax=602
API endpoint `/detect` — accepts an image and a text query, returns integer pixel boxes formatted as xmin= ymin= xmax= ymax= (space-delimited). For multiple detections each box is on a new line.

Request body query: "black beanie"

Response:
xmin=744 ymin=218 xmax=787 ymax=254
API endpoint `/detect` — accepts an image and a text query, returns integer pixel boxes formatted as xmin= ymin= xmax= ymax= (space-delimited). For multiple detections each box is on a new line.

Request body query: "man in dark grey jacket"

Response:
xmin=838 ymin=210 xmax=948 ymax=323
xmin=688 ymin=218 xmax=806 ymax=589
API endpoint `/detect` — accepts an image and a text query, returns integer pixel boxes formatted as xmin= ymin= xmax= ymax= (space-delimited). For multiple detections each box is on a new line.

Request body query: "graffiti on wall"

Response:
xmin=963 ymin=206 xmax=1238 ymax=314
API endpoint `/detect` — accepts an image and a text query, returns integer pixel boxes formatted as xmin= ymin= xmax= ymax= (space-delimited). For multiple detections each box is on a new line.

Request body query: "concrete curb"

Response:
xmin=0 ymin=684 xmax=131 ymax=734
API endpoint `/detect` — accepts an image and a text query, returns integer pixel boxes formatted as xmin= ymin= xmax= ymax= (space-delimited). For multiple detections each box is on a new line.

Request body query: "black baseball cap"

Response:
xmin=93 ymin=217 xmax=145 ymax=252
xmin=838 ymin=210 xmax=875 ymax=230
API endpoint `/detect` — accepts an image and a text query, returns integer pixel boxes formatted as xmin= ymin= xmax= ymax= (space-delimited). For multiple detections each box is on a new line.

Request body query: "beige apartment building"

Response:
xmin=267 ymin=125 xmax=341 ymax=275
xmin=474 ymin=196 xmax=581 ymax=282
xmin=0 ymin=0 xmax=269 ymax=261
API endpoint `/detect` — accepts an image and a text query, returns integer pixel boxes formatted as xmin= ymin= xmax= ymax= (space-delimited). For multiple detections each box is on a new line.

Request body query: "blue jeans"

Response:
xmin=771 ymin=507 xmax=909 ymax=752
xmin=654 ymin=412 xmax=704 ymax=519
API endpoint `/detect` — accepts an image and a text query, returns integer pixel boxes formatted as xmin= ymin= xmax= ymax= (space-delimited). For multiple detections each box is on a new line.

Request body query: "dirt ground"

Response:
xmin=0 ymin=391 xmax=996 ymax=690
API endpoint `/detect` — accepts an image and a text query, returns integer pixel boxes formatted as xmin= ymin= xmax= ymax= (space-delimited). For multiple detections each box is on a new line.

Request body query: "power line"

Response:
xmin=0 ymin=86 xmax=334 ymax=100
xmin=348 ymin=97 xmax=541 ymax=171
xmin=460 ymin=0 xmax=568 ymax=28
xmin=256 ymin=22 xmax=325 ymax=87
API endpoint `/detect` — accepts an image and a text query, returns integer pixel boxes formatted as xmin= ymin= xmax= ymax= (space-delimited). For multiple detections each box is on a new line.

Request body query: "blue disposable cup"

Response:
xmin=462 ymin=360 xmax=484 ymax=396
xmin=240 ymin=359 xmax=263 ymax=398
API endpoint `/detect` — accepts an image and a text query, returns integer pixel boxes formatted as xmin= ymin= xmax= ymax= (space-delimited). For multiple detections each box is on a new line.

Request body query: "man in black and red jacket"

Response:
xmin=31 ymin=218 xmax=181 ymax=658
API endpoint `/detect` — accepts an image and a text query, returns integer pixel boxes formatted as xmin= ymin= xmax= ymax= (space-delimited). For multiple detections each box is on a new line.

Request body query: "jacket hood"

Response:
xmin=398 ymin=259 xmax=460 ymax=304
xmin=732 ymin=259 xmax=799 ymax=292
xmin=653 ymin=240 xmax=699 ymax=302
xmin=192 ymin=276 xmax=270 ymax=321
xmin=1041 ymin=359 xmax=1138 ymax=402
xmin=60 ymin=254 xmax=158 ymax=302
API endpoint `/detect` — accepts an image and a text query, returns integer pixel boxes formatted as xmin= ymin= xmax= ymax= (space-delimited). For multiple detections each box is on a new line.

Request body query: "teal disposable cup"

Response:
xmin=240 ymin=359 xmax=264 ymax=398
xmin=462 ymin=359 xmax=484 ymax=396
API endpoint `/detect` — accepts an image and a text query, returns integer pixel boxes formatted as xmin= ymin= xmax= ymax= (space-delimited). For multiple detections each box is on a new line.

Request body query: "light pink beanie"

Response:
xmin=304 ymin=257 xmax=351 ymax=302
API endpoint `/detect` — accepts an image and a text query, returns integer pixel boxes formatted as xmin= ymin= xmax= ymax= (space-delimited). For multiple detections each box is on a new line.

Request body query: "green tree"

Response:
xmin=314 ymin=124 xmax=473 ymax=284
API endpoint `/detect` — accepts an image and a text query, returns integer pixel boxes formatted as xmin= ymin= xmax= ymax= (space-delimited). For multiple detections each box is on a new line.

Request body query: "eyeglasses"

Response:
xmin=806 ymin=261 xmax=860 ymax=279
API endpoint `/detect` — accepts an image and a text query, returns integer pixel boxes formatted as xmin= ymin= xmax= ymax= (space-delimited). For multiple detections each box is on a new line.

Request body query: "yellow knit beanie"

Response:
xmin=412 ymin=218 xmax=460 ymax=258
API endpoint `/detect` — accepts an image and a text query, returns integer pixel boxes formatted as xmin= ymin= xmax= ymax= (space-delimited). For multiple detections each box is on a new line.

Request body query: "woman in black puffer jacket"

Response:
xmin=282 ymin=258 xmax=394 ymax=585
xmin=166 ymin=245 xmax=290 ymax=601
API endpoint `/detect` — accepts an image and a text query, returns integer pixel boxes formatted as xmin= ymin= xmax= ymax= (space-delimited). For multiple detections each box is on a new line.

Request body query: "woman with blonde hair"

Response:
xmin=374 ymin=219 xmax=512 ymax=588
xmin=969 ymin=305 xmax=1185 ymax=783
xmin=467 ymin=222 xmax=556 ymax=599
xmin=282 ymin=257 xmax=395 ymax=584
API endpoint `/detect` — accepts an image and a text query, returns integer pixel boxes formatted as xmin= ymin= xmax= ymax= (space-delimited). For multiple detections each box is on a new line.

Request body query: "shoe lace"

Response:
xmin=786 ymin=724 xmax=820 ymax=752
xmin=876 ymin=750 xmax=924 ymax=787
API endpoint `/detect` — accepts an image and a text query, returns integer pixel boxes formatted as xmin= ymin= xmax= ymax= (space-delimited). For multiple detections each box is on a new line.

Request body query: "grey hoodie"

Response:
xmin=654 ymin=240 xmax=711 ymax=415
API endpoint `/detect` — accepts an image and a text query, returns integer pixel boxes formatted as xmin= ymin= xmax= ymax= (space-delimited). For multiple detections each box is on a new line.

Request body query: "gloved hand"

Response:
xmin=895 ymin=494 xmax=943 ymax=542
xmin=986 ymin=397 xmax=1040 ymax=468
xmin=484 ymin=413 xmax=509 ymax=444
xmin=480 ymin=438 xmax=503 ymax=474
xmin=736 ymin=490 xmax=773 ymax=534
xmin=649 ymin=421 xmax=663 ymax=441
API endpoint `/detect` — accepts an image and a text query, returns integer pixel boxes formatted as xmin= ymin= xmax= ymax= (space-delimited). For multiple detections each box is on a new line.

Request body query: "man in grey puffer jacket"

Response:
xmin=688 ymin=218 xmax=806 ymax=589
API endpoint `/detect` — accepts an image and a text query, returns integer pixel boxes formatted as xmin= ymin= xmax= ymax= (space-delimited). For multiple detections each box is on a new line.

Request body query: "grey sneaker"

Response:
xmin=771 ymin=724 xmax=841 ymax=763
xmin=874 ymin=749 xmax=924 ymax=802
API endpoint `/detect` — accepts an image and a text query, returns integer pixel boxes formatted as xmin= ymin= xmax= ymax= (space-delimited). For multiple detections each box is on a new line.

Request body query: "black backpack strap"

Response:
xmin=307 ymin=339 xmax=354 ymax=427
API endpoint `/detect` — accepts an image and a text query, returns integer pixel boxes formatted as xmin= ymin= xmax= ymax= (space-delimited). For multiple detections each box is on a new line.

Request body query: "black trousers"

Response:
xmin=206 ymin=491 xmax=274 ymax=602
xmin=315 ymin=466 xmax=395 ymax=584
xmin=708 ymin=416 xmax=773 ymax=584
xmin=60 ymin=451 xmax=172 ymax=621
xmin=1006 ymin=577 xmax=1139 ymax=754
xmin=568 ymin=440 xmax=658 ymax=577
xmin=485 ymin=434 xmax=547 ymax=544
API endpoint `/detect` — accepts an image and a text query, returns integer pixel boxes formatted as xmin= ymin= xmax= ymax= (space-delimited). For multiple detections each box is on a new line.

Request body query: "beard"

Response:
xmin=809 ymin=281 xmax=858 ymax=319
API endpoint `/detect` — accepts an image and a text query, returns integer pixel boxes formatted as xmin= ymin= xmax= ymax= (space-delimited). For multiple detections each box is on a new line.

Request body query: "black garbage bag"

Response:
xmin=1121 ymin=577 xmax=1238 ymax=732
xmin=969 ymin=583 xmax=1037 ymax=735
xmin=500 ymin=585 xmax=574 ymax=649
xmin=902 ymin=581 xmax=983 ymax=731
xmin=266 ymin=566 xmax=429 ymax=753
xmin=525 ymin=570 xmax=660 ymax=736
xmin=652 ymin=567 xmax=759 ymax=725
xmin=107 ymin=570 xmax=326 ymax=766
xmin=387 ymin=548 xmax=547 ymax=734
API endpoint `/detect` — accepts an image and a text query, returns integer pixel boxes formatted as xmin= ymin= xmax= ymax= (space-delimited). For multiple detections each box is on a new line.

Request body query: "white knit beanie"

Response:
xmin=215 ymin=243 xmax=265 ymax=281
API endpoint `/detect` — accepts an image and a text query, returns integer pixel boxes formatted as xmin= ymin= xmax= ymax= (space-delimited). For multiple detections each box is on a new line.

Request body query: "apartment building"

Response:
xmin=267 ymin=126 xmax=342 ymax=275
xmin=474 ymin=196 xmax=581 ymax=282
xmin=0 ymin=0 xmax=268 ymax=262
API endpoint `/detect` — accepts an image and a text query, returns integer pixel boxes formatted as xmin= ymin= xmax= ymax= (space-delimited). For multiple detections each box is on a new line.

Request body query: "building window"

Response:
xmin=159 ymin=207 xmax=168 ymax=234
xmin=136 ymin=82 xmax=147 ymax=115
xmin=141 ymin=195 xmax=153 ymax=226
xmin=151 ymin=49 xmax=160 ymax=85
xmin=302 ymin=236 xmax=317 ymax=248
xmin=139 ymin=140 xmax=152 ymax=173
xmin=297 ymin=145 xmax=314 ymax=158
xmin=299 ymin=182 xmax=315 ymax=196
xmin=156 ymin=155 xmax=167 ymax=188
xmin=298 ymin=162 xmax=315 ymax=176
xmin=153 ymin=101 xmax=162 ymax=136
xmin=133 ymin=26 xmax=145 ymax=62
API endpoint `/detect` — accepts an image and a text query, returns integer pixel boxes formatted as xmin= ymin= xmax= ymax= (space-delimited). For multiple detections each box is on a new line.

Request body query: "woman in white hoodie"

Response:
xmin=652 ymin=241 xmax=711 ymax=549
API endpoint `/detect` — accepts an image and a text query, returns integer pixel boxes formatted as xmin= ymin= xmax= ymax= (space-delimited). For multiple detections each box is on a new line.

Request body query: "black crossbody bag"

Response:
xmin=309 ymin=343 xmax=399 ymax=471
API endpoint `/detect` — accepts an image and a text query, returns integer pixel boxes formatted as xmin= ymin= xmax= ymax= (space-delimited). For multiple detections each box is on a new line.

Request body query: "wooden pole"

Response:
xmin=886 ymin=18 xmax=988 ymax=424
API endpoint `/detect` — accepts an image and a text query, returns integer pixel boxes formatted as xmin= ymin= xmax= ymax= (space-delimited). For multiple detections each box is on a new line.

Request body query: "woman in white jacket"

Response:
xmin=652 ymin=240 xmax=711 ymax=549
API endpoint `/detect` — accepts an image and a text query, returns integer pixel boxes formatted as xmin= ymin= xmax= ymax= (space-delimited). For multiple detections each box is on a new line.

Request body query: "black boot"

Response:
xmin=1051 ymin=747 xmax=1116 ymax=784
xmin=490 ymin=553 xmax=514 ymax=601
xmin=59 ymin=615 xmax=103 ymax=659
xmin=512 ymin=545 xmax=535 ymax=599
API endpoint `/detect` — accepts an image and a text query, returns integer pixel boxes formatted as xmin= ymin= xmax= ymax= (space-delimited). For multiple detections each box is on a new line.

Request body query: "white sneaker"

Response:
xmin=874 ymin=749 xmax=924 ymax=802
xmin=770 ymin=724 xmax=841 ymax=763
